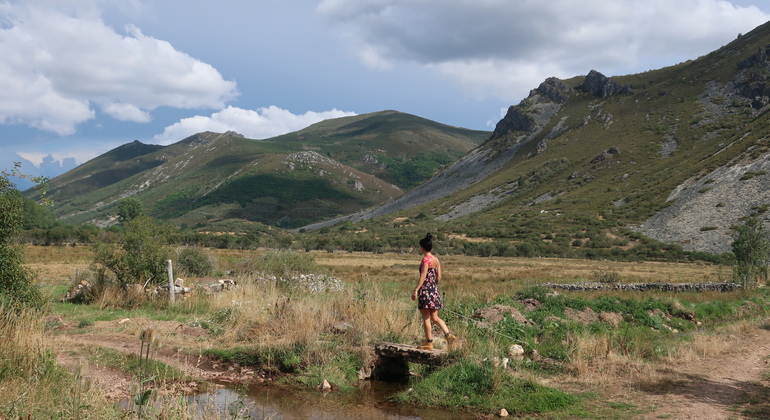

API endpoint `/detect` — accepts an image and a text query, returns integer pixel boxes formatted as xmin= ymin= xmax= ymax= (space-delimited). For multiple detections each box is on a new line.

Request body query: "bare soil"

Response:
xmin=638 ymin=326 xmax=770 ymax=419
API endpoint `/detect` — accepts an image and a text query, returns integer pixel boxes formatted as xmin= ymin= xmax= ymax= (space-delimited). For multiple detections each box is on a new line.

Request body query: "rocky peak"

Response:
xmin=533 ymin=77 xmax=573 ymax=104
xmin=492 ymin=106 xmax=536 ymax=138
xmin=223 ymin=130 xmax=245 ymax=138
xmin=492 ymin=77 xmax=573 ymax=139
xmin=579 ymin=70 xmax=631 ymax=98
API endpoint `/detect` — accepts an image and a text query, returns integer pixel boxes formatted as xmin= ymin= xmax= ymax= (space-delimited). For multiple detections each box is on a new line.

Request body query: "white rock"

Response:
xmin=508 ymin=344 xmax=525 ymax=359
xmin=499 ymin=408 xmax=509 ymax=417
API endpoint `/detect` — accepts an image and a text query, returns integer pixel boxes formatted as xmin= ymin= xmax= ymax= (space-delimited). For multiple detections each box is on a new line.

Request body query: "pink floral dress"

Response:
xmin=418 ymin=256 xmax=443 ymax=310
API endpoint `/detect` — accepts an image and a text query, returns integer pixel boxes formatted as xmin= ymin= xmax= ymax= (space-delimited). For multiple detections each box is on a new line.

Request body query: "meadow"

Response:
xmin=4 ymin=245 xmax=770 ymax=419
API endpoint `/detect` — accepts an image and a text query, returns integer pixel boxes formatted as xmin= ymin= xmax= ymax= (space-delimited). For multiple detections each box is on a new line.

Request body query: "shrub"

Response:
xmin=0 ymin=167 xmax=42 ymax=309
xmin=176 ymin=247 xmax=216 ymax=277
xmin=91 ymin=216 xmax=173 ymax=288
xmin=256 ymin=249 xmax=317 ymax=278
xmin=732 ymin=217 xmax=770 ymax=288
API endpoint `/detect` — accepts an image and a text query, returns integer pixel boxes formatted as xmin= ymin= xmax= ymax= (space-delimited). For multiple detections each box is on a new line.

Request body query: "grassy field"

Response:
xmin=5 ymin=245 xmax=770 ymax=419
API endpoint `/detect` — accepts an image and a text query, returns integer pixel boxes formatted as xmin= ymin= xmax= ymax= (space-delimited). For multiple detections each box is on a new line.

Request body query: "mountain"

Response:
xmin=2 ymin=153 xmax=78 ymax=191
xmin=39 ymin=111 xmax=489 ymax=229
xmin=303 ymin=21 xmax=770 ymax=255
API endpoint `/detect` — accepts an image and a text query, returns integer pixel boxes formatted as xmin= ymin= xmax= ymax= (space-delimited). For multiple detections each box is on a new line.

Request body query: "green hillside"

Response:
xmin=299 ymin=21 xmax=770 ymax=258
xmin=40 ymin=112 xmax=489 ymax=229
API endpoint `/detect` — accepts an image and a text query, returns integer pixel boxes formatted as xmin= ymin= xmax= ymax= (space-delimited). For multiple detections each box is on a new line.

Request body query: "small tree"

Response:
xmin=732 ymin=216 xmax=770 ymax=288
xmin=117 ymin=197 xmax=144 ymax=224
xmin=92 ymin=215 xmax=172 ymax=288
xmin=0 ymin=164 xmax=43 ymax=308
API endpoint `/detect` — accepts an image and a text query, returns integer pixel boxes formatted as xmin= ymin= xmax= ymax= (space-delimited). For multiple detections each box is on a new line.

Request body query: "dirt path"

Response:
xmin=52 ymin=317 xmax=263 ymax=402
xmin=641 ymin=326 xmax=770 ymax=419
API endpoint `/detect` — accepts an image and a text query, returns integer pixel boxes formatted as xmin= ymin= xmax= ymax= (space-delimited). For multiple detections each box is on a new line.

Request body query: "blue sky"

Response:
xmin=1 ymin=0 xmax=769 ymax=186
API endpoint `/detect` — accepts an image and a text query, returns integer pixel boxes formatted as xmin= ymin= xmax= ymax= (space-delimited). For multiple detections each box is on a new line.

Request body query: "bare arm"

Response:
xmin=412 ymin=262 xmax=429 ymax=300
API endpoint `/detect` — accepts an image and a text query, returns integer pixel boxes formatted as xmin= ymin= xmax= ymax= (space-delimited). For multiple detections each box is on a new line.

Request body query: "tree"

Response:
xmin=117 ymin=197 xmax=144 ymax=223
xmin=732 ymin=217 xmax=770 ymax=288
xmin=92 ymin=215 xmax=172 ymax=288
xmin=0 ymin=164 xmax=43 ymax=308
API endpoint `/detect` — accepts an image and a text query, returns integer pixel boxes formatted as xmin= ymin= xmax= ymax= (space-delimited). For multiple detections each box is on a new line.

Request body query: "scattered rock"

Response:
xmin=499 ymin=408 xmax=510 ymax=417
xmin=331 ymin=322 xmax=353 ymax=334
xmin=508 ymin=344 xmax=525 ymax=360
xmin=318 ymin=379 xmax=332 ymax=391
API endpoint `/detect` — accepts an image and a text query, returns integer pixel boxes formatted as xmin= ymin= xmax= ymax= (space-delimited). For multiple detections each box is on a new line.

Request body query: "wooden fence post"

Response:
xmin=167 ymin=259 xmax=175 ymax=303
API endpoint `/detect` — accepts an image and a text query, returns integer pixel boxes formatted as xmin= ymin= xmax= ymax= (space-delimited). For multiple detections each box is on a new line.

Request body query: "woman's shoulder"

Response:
xmin=422 ymin=255 xmax=439 ymax=266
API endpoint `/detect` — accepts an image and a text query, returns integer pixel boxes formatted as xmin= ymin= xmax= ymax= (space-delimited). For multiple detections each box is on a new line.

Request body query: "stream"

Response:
xmin=184 ymin=380 xmax=475 ymax=419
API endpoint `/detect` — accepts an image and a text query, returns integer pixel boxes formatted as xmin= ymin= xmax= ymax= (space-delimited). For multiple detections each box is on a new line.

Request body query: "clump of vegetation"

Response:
xmin=393 ymin=361 xmax=577 ymax=415
xmin=0 ymin=165 xmax=43 ymax=309
xmin=91 ymin=215 xmax=173 ymax=288
xmin=176 ymin=246 xmax=216 ymax=277
xmin=255 ymin=249 xmax=317 ymax=278
xmin=731 ymin=216 xmax=770 ymax=288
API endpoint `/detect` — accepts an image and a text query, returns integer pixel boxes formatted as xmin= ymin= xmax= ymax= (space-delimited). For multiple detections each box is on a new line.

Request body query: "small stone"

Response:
xmin=318 ymin=379 xmax=332 ymax=391
xmin=508 ymin=344 xmax=525 ymax=360
xmin=499 ymin=408 xmax=509 ymax=417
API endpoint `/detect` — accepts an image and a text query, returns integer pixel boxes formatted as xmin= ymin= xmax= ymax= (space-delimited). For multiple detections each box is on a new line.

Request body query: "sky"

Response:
xmin=1 ymin=0 xmax=769 ymax=187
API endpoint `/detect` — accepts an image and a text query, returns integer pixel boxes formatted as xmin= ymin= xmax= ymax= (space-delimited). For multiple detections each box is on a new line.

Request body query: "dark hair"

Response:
xmin=419 ymin=232 xmax=433 ymax=252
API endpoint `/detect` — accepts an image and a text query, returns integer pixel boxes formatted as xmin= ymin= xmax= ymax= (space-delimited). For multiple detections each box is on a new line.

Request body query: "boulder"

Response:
xmin=508 ymin=344 xmax=525 ymax=360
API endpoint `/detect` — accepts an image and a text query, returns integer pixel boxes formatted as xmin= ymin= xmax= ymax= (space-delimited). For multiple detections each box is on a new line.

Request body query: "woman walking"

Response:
xmin=411 ymin=233 xmax=457 ymax=351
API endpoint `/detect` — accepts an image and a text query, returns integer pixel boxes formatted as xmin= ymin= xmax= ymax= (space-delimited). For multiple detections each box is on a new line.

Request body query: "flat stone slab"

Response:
xmin=374 ymin=342 xmax=449 ymax=365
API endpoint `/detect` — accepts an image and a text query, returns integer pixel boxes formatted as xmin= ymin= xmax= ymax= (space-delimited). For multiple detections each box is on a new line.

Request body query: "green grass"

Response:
xmin=393 ymin=360 xmax=578 ymax=415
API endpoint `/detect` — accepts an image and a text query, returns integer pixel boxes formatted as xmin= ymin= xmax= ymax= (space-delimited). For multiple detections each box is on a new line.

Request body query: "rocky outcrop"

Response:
xmin=492 ymin=77 xmax=573 ymax=139
xmin=735 ymin=44 xmax=770 ymax=109
xmin=579 ymin=70 xmax=631 ymax=98
xmin=534 ymin=77 xmax=572 ymax=103
xmin=492 ymin=106 xmax=536 ymax=137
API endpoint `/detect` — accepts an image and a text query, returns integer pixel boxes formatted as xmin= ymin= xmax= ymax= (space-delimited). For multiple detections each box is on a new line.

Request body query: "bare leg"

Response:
xmin=430 ymin=310 xmax=450 ymax=335
xmin=419 ymin=308 xmax=433 ymax=341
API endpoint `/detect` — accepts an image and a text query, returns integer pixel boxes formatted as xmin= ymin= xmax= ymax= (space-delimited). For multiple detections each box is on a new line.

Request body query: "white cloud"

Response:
xmin=319 ymin=0 xmax=770 ymax=100
xmin=153 ymin=106 xmax=358 ymax=144
xmin=0 ymin=1 xmax=237 ymax=135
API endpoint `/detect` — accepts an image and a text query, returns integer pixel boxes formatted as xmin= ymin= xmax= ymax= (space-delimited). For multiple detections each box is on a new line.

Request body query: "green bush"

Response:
xmin=256 ymin=249 xmax=317 ymax=278
xmin=175 ymin=247 xmax=216 ymax=277
xmin=91 ymin=216 xmax=173 ymax=288
xmin=0 ymin=169 xmax=42 ymax=309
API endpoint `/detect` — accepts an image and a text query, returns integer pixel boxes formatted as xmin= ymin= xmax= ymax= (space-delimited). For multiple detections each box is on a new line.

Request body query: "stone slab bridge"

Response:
xmin=371 ymin=342 xmax=450 ymax=380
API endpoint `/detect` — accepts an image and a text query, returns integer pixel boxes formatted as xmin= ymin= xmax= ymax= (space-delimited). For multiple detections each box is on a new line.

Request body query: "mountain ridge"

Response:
xmin=302 ymin=20 xmax=770 ymax=255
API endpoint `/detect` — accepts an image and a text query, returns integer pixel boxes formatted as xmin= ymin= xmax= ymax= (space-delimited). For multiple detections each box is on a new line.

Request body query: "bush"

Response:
xmin=0 ymin=168 xmax=42 ymax=309
xmin=91 ymin=216 xmax=173 ymax=288
xmin=176 ymin=247 xmax=216 ymax=277
xmin=732 ymin=217 xmax=770 ymax=288
xmin=256 ymin=249 xmax=317 ymax=278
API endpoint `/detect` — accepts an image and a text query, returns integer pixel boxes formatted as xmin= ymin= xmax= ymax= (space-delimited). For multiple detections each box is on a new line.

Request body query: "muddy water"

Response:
xmin=188 ymin=381 xmax=475 ymax=419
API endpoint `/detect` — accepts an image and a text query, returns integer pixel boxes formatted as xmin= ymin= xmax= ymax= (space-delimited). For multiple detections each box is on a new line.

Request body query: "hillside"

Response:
xmin=40 ymin=111 xmax=489 ymax=229
xmin=303 ymin=21 xmax=770 ymax=255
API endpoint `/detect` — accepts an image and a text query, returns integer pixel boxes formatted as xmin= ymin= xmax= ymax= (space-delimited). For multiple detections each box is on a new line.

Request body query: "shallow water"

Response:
xmin=188 ymin=380 xmax=475 ymax=420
